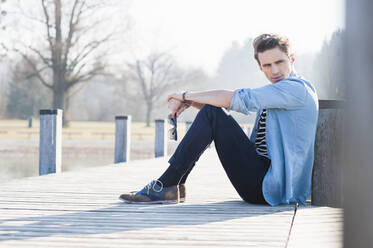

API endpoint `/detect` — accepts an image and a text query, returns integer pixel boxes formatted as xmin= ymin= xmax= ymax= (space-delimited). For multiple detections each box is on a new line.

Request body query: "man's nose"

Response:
xmin=271 ymin=65 xmax=280 ymax=74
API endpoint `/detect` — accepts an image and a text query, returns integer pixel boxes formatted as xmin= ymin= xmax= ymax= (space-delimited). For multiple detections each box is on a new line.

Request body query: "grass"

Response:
xmin=0 ymin=119 xmax=189 ymax=141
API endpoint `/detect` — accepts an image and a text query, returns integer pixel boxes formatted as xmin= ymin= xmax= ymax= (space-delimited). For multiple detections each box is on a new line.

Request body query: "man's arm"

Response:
xmin=190 ymin=102 xmax=205 ymax=110
xmin=229 ymin=80 xmax=308 ymax=114
xmin=168 ymin=90 xmax=235 ymax=109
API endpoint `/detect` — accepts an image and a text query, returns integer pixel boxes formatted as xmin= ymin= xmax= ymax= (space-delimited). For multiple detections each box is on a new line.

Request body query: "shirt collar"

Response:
xmin=289 ymin=70 xmax=298 ymax=78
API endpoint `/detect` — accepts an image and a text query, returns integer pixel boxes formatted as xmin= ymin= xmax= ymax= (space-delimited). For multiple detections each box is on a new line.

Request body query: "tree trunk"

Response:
xmin=146 ymin=102 xmax=152 ymax=127
xmin=52 ymin=89 xmax=64 ymax=110
xmin=52 ymin=88 xmax=67 ymax=126
xmin=51 ymin=0 xmax=67 ymax=125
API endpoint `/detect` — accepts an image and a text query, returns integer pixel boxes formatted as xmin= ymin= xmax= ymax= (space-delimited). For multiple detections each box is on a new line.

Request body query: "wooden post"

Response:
xmin=344 ymin=1 xmax=373 ymax=247
xmin=39 ymin=109 xmax=62 ymax=176
xmin=114 ymin=116 xmax=131 ymax=163
xmin=312 ymin=100 xmax=344 ymax=207
xmin=155 ymin=119 xmax=167 ymax=157
xmin=28 ymin=116 xmax=32 ymax=128
xmin=185 ymin=121 xmax=192 ymax=132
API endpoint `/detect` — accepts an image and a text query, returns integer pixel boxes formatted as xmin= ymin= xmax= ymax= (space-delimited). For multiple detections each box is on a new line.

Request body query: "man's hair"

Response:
xmin=253 ymin=33 xmax=291 ymax=64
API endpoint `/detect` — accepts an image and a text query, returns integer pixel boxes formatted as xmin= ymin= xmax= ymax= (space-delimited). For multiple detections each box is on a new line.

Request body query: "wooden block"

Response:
xmin=114 ymin=116 xmax=131 ymax=163
xmin=155 ymin=119 xmax=167 ymax=157
xmin=38 ymin=109 xmax=62 ymax=176
xmin=312 ymin=105 xmax=344 ymax=207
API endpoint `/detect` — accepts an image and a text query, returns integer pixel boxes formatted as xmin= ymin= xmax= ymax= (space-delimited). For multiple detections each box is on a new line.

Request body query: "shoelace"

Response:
xmin=144 ymin=180 xmax=164 ymax=195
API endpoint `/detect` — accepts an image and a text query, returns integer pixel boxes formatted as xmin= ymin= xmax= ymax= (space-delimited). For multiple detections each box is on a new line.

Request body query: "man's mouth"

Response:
xmin=272 ymin=76 xmax=283 ymax=81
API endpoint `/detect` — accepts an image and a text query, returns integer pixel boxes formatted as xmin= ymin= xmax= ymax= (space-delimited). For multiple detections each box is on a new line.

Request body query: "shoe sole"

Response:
xmin=119 ymin=197 xmax=178 ymax=204
xmin=128 ymin=191 xmax=185 ymax=203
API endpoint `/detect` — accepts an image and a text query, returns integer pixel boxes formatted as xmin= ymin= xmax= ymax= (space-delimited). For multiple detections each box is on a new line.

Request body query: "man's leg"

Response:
xmin=165 ymin=105 xmax=270 ymax=204
xmin=120 ymin=104 xmax=269 ymax=204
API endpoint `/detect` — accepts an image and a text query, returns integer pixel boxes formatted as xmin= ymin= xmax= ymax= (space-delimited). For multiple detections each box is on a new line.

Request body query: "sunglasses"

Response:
xmin=167 ymin=114 xmax=178 ymax=141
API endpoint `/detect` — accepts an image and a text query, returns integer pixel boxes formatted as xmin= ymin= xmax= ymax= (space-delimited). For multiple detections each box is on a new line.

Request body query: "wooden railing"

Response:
xmin=38 ymin=110 xmax=192 ymax=176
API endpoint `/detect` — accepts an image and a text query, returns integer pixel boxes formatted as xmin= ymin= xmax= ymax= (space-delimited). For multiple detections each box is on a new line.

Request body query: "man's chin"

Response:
xmin=270 ymin=78 xmax=283 ymax=84
xmin=266 ymin=75 xmax=284 ymax=84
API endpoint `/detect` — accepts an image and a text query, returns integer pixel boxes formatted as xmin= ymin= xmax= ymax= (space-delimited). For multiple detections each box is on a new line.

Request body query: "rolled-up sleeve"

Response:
xmin=228 ymin=79 xmax=307 ymax=114
xmin=228 ymin=89 xmax=253 ymax=114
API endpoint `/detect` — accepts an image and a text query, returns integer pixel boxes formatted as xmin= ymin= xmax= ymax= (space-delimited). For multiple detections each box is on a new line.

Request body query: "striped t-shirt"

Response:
xmin=255 ymin=109 xmax=269 ymax=158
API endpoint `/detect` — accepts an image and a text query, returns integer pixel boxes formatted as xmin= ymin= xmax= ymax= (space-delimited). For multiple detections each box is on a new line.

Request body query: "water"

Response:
xmin=0 ymin=156 xmax=112 ymax=182
xmin=0 ymin=139 xmax=178 ymax=182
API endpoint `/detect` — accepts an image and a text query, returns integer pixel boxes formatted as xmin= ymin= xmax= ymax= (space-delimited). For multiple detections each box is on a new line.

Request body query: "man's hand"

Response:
xmin=168 ymin=98 xmax=190 ymax=118
xmin=167 ymin=93 xmax=183 ymax=102
xmin=175 ymin=102 xmax=190 ymax=117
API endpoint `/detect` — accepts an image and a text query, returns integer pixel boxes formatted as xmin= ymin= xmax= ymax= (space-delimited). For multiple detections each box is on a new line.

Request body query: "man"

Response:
xmin=119 ymin=33 xmax=318 ymax=206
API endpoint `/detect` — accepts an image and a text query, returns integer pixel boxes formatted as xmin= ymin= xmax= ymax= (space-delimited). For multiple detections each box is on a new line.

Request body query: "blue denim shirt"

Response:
xmin=228 ymin=71 xmax=318 ymax=206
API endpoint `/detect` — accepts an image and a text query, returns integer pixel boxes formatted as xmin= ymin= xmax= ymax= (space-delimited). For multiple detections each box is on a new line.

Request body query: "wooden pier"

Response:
xmin=0 ymin=149 xmax=343 ymax=247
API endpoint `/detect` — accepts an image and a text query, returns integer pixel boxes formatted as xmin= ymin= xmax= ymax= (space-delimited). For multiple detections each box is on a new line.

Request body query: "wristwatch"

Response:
xmin=182 ymin=91 xmax=192 ymax=106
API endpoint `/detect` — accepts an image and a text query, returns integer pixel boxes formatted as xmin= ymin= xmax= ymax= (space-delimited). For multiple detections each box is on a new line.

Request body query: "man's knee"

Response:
xmin=200 ymin=104 xmax=221 ymax=113
xmin=200 ymin=105 xmax=230 ymax=118
xmin=196 ymin=105 xmax=231 ymax=126
xmin=193 ymin=105 xmax=220 ymax=123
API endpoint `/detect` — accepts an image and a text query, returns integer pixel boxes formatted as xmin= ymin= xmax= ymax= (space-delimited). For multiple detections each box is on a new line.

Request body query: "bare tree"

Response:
xmin=6 ymin=0 xmax=128 ymax=123
xmin=127 ymin=52 xmax=206 ymax=126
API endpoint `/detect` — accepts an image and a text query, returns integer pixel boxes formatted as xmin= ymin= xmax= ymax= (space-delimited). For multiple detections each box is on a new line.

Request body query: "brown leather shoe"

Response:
xmin=119 ymin=180 xmax=179 ymax=204
xmin=123 ymin=183 xmax=186 ymax=203
xmin=179 ymin=184 xmax=186 ymax=203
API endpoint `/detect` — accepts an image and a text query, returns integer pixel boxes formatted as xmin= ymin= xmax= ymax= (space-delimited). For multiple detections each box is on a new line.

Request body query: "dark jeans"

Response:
xmin=168 ymin=104 xmax=271 ymax=205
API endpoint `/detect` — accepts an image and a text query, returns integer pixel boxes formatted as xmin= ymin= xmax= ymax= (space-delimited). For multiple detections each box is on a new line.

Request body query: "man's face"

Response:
xmin=257 ymin=46 xmax=294 ymax=84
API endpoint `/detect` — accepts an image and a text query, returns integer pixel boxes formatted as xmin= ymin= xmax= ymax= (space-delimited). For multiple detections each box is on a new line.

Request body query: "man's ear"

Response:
xmin=289 ymin=53 xmax=295 ymax=63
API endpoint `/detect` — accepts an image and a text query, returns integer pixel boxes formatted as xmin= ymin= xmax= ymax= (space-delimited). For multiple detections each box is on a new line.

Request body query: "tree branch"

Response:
xmin=66 ymin=64 xmax=105 ymax=89
xmin=24 ymin=66 xmax=49 ymax=80
xmin=63 ymin=0 xmax=83 ymax=71
xmin=135 ymin=61 xmax=150 ymax=100
xmin=41 ymin=0 xmax=54 ymax=52
xmin=67 ymin=33 xmax=113 ymax=73
xmin=65 ymin=83 xmax=85 ymax=101
xmin=14 ymin=48 xmax=53 ymax=89
xmin=28 ymin=46 xmax=52 ymax=67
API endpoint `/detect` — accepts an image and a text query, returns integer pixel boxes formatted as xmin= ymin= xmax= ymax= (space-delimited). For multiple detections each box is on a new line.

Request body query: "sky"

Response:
xmin=125 ymin=0 xmax=345 ymax=75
